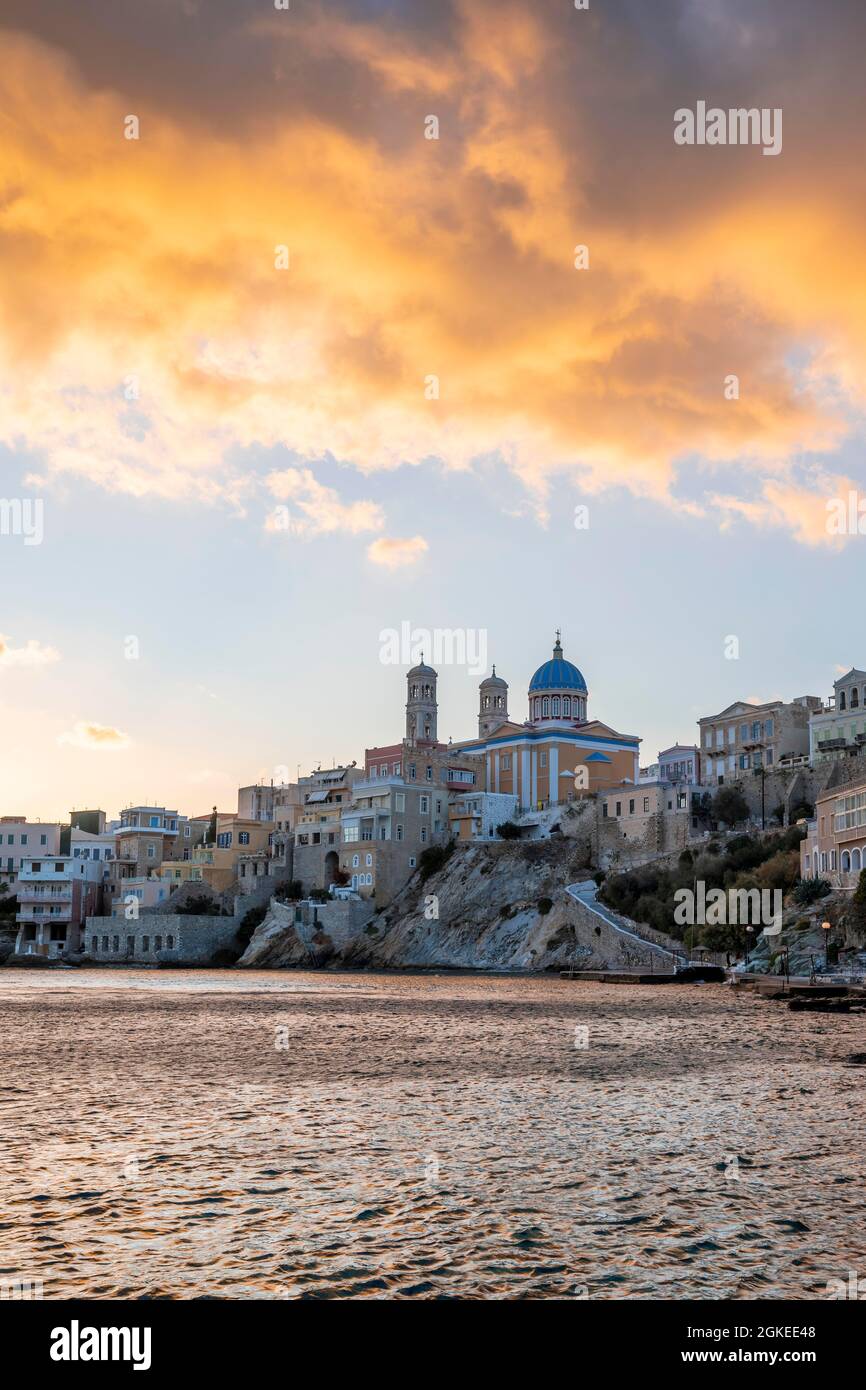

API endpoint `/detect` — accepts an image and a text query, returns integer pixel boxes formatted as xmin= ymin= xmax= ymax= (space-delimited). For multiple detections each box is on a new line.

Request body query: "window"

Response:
xmin=396 ymin=825 xmax=404 ymax=842
xmin=184 ymin=825 xmax=191 ymax=837
xmin=552 ymin=698 xmax=560 ymax=717
xmin=365 ymin=853 xmax=372 ymax=866
xmin=155 ymin=936 xmax=163 ymax=951
xmin=408 ymin=764 xmax=416 ymax=780
xmin=421 ymin=827 xmax=428 ymax=842
xmin=502 ymin=754 xmax=512 ymax=771
xmin=112 ymin=936 xmax=119 ymax=952
xmin=40 ymin=834 xmax=46 ymax=846
xmin=408 ymin=856 xmax=416 ymax=868
xmin=352 ymin=854 xmax=360 ymax=868
xmin=615 ymin=801 xmax=622 ymax=816
xmin=542 ymin=697 xmax=550 ymax=718
xmin=54 ymin=861 xmax=63 ymax=872
xmin=239 ymin=831 xmax=250 ymax=845
xmin=150 ymin=816 xmax=160 ymax=828
xmin=751 ymin=721 xmax=761 ymax=739
xmin=127 ymin=935 xmax=135 ymax=954
xmin=425 ymin=766 xmax=433 ymax=781
xmin=602 ymin=804 xmax=608 ymax=818
xmin=539 ymin=751 xmax=547 ymax=768
xmin=715 ymin=728 xmax=723 ymax=747
xmin=629 ymin=799 xmax=635 ymax=814
xmin=91 ymin=936 xmax=98 ymax=952
xmin=102 ymin=935 xmax=109 ymax=951
xmin=643 ymin=798 xmax=649 ymax=812
xmin=166 ymin=936 xmax=174 ymax=950
xmin=393 ymin=762 xmax=401 ymax=775
xmin=420 ymin=796 xmax=429 ymax=813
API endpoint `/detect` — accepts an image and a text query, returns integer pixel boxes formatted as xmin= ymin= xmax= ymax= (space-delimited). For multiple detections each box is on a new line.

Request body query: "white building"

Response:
xmin=14 ymin=855 xmax=104 ymax=958
xmin=0 ymin=818 xmax=62 ymax=886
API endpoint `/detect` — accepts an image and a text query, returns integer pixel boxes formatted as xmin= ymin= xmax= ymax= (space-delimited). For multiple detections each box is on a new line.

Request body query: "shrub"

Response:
xmin=496 ymin=821 xmax=522 ymax=840
xmin=274 ymin=880 xmax=304 ymax=903
xmin=792 ymin=877 xmax=832 ymax=905
xmin=418 ymin=840 xmax=455 ymax=883
xmin=174 ymin=893 xmax=222 ymax=916
xmin=238 ymin=903 xmax=267 ymax=946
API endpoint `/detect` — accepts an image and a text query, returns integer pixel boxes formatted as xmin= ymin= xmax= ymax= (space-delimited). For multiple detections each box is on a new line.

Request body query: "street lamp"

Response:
xmin=745 ymin=923 xmax=755 ymax=970
xmin=821 ymin=919 xmax=832 ymax=971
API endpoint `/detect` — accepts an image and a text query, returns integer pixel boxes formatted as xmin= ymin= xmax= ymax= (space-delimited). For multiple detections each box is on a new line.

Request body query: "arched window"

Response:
xmin=842 ymin=850 xmax=851 ymax=872
xmin=853 ymin=688 xmax=860 ymax=708
xmin=552 ymin=697 xmax=560 ymax=716
xmin=542 ymin=697 xmax=550 ymax=718
xmin=563 ymin=697 xmax=571 ymax=716
xmin=853 ymin=848 xmax=862 ymax=870
xmin=839 ymin=690 xmax=847 ymax=710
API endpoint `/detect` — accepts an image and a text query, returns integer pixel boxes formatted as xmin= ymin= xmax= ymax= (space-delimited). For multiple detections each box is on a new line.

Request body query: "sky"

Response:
xmin=1 ymin=0 xmax=865 ymax=821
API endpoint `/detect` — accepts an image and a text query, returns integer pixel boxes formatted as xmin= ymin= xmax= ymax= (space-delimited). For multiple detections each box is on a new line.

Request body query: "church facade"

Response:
xmin=452 ymin=634 xmax=641 ymax=810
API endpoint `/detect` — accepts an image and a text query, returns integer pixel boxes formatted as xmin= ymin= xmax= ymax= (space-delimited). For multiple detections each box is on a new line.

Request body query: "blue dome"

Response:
xmin=529 ymin=639 xmax=587 ymax=694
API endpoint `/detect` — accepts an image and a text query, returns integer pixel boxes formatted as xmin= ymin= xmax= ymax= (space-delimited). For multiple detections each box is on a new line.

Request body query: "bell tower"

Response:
xmin=406 ymin=658 xmax=438 ymax=745
xmin=478 ymin=666 xmax=509 ymax=738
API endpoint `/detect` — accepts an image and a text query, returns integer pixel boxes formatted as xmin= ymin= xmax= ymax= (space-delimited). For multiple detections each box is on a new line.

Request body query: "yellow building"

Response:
xmin=188 ymin=816 xmax=273 ymax=893
xmin=453 ymin=634 xmax=641 ymax=809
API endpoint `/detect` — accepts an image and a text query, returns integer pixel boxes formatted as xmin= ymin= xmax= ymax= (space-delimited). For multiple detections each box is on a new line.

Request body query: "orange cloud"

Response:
xmin=0 ymin=7 xmax=864 ymax=540
xmin=367 ymin=535 xmax=429 ymax=569
xmin=58 ymin=721 xmax=131 ymax=751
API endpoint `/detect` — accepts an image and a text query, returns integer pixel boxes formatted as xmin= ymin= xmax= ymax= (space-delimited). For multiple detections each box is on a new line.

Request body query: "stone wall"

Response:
xmin=84 ymin=913 xmax=243 ymax=965
xmin=237 ymin=896 xmax=375 ymax=968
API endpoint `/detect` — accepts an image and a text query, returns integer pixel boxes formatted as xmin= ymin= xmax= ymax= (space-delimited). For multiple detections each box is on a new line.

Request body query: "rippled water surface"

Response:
xmin=1 ymin=969 xmax=865 ymax=1299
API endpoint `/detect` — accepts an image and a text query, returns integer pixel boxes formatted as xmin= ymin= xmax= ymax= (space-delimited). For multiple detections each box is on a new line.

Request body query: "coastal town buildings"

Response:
xmin=658 ymin=744 xmax=701 ymax=786
xmin=292 ymin=764 xmax=363 ymax=890
xmin=800 ymin=771 xmax=866 ymax=890
xmin=187 ymin=815 xmax=273 ymax=893
xmin=14 ymin=854 xmax=105 ymax=957
xmin=809 ymin=668 xmax=866 ymax=765
xmin=698 ymin=696 xmax=821 ymax=786
xmin=0 ymin=818 xmax=62 ymax=887
xmin=449 ymin=791 xmax=520 ymax=841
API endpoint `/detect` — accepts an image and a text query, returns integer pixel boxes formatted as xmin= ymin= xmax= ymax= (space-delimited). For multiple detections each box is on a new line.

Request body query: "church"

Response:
xmin=453 ymin=633 xmax=641 ymax=809
xmin=367 ymin=633 xmax=641 ymax=812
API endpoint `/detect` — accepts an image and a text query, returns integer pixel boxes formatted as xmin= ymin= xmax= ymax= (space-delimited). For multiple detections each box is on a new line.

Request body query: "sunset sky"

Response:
xmin=1 ymin=0 xmax=865 ymax=821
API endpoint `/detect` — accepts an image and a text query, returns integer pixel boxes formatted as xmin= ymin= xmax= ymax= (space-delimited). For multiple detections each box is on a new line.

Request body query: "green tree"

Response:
xmin=712 ymin=786 xmax=750 ymax=828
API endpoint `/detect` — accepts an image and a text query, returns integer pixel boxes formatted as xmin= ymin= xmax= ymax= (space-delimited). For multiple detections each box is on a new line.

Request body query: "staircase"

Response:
xmin=566 ymin=880 xmax=688 ymax=969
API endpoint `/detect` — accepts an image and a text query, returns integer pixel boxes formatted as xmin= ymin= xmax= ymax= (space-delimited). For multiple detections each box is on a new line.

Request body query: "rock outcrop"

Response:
xmin=238 ymin=839 xmax=686 ymax=973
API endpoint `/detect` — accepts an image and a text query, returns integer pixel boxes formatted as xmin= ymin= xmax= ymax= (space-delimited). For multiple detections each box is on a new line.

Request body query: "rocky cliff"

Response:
xmin=238 ymin=839 xmax=683 ymax=973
